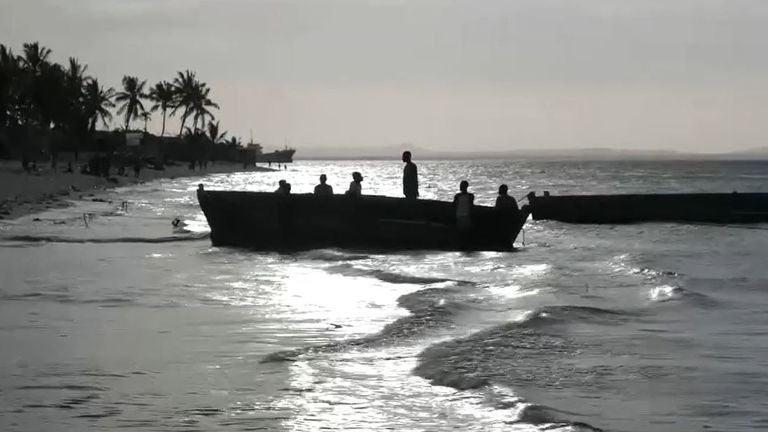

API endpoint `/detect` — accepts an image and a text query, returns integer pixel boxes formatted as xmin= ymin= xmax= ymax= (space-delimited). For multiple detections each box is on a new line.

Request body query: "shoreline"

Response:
xmin=0 ymin=160 xmax=275 ymax=220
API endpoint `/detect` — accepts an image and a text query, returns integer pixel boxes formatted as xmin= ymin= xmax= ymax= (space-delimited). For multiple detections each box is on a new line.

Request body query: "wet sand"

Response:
xmin=0 ymin=160 xmax=274 ymax=220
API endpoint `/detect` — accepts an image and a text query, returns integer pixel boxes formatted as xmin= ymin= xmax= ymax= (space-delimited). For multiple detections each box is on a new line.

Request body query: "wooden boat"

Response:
xmin=527 ymin=191 xmax=768 ymax=224
xmin=197 ymin=185 xmax=530 ymax=251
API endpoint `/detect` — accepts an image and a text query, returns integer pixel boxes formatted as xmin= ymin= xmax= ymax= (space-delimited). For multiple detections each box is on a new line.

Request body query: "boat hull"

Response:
xmin=197 ymin=186 xmax=529 ymax=251
xmin=528 ymin=192 xmax=768 ymax=224
xmin=255 ymin=149 xmax=295 ymax=163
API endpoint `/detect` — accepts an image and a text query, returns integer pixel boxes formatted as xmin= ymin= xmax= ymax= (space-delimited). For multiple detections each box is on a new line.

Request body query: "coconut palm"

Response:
xmin=171 ymin=70 xmax=219 ymax=134
xmin=62 ymin=57 xmax=91 ymax=132
xmin=65 ymin=58 xmax=88 ymax=90
xmin=20 ymin=42 xmax=51 ymax=76
xmin=147 ymin=80 xmax=175 ymax=136
xmin=171 ymin=70 xmax=196 ymax=136
xmin=189 ymin=83 xmax=219 ymax=131
xmin=207 ymin=120 xmax=227 ymax=144
xmin=35 ymin=61 xmax=67 ymax=129
xmin=139 ymin=110 xmax=151 ymax=132
xmin=0 ymin=44 xmax=20 ymax=127
xmin=17 ymin=42 xmax=55 ymax=127
xmin=115 ymin=75 xmax=147 ymax=131
xmin=82 ymin=78 xmax=115 ymax=131
xmin=64 ymin=58 xmax=88 ymax=108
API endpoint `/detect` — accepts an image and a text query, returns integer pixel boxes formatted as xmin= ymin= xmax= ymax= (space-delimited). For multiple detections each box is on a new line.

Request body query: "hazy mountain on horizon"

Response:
xmin=297 ymin=145 xmax=768 ymax=160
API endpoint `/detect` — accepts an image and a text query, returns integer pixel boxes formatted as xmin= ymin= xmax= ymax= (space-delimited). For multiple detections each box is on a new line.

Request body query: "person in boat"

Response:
xmin=345 ymin=172 xmax=363 ymax=197
xmin=495 ymin=184 xmax=519 ymax=212
xmin=453 ymin=180 xmax=474 ymax=230
xmin=275 ymin=179 xmax=290 ymax=194
xmin=314 ymin=174 xmax=334 ymax=196
xmin=402 ymin=151 xmax=418 ymax=199
xmin=495 ymin=184 xmax=521 ymax=242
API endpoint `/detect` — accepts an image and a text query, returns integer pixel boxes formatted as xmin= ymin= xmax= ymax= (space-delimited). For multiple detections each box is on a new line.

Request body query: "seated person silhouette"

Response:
xmin=495 ymin=184 xmax=519 ymax=212
xmin=314 ymin=174 xmax=334 ymax=196
xmin=275 ymin=179 xmax=290 ymax=194
xmin=345 ymin=172 xmax=363 ymax=197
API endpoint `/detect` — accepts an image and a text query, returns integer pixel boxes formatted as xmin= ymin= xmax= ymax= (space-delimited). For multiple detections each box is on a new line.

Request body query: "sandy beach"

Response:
xmin=0 ymin=160 xmax=274 ymax=220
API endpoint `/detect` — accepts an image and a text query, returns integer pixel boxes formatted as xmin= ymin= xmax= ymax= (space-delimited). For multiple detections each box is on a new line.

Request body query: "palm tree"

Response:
xmin=65 ymin=58 xmax=88 ymax=89
xmin=82 ymin=78 xmax=115 ymax=131
xmin=115 ymin=75 xmax=146 ymax=131
xmin=17 ymin=42 xmax=54 ymax=127
xmin=171 ymin=70 xmax=196 ymax=136
xmin=207 ymin=120 xmax=226 ymax=144
xmin=171 ymin=71 xmax=219 ymax=134
xmin=189 ymin=83 xmax=219 ymax=131
xmin=20 ymin=42 xmax=51 ymax=76
xmin=139 ymin=110 xmax=151 ymax=132
xmin=35 ymin=61 xmax=67 ymax=129
xmin=147 ymin=81 xmax=174 ymax=136
xmin=0 ymin=44 xmax=20 ymax=127
xmin=63 ymin=57 xmax=90 ymax=133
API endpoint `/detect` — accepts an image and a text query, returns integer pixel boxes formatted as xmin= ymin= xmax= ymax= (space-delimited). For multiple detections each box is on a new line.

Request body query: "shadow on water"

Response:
xmin=2 ymin=233 xmax=209 ymax=244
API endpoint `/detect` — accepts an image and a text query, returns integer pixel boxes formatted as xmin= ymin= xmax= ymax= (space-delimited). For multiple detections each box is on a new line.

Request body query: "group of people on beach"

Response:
xmin=274 ymin=151 xmax=521 ymax=225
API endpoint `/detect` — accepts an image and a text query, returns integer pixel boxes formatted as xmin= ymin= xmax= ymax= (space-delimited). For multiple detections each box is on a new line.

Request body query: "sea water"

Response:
xmin=1 ymin=160 xmax=767 ymax=431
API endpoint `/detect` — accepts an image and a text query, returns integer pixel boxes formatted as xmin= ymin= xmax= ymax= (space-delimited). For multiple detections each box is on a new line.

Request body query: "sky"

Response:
xmin=1 ymin=0 xmax=767 ymax=154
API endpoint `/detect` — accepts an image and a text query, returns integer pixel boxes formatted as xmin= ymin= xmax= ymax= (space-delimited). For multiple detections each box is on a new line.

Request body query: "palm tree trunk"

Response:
xmin=161 ymin=109 xmax=167 ymax=136
xmin=124 ymin=103 xmax=132 ymax=131
xmin=178 ymin=110 xmax=187 ymax=137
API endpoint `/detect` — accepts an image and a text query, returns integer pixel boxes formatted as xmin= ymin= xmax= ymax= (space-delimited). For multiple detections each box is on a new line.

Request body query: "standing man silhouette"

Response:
xmin=402 ymin=151 xmax=419 ymax=199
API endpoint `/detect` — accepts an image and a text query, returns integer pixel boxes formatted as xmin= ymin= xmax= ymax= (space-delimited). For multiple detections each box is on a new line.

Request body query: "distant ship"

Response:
xmin=256 ymin=147 xmax=296 ymax=164
xmin=247 ymin=132 xmax=296 ymax=163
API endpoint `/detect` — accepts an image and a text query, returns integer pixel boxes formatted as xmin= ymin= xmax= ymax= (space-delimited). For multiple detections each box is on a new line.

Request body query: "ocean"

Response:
xmin=1 ymin=160 xmax=767 ymax=431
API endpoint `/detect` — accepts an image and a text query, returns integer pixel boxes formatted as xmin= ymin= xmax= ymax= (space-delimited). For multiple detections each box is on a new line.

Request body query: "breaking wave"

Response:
xmin=326 ymin=263 xmax=471 ymax=285
xmin=294 ymin=250 xmax=371 ymax=262
xmin=262 ymin=279 xmax=472 ymax=363
xmin=408 ymin=304 xmax=633 ymax=430
xmin=648 ymin=284 xmax=715 ymax=306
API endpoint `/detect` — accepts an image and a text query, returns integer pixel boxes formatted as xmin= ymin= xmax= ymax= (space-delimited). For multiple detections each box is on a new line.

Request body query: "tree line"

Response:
xmin=0 ymin=41 xmax=236 ymax=158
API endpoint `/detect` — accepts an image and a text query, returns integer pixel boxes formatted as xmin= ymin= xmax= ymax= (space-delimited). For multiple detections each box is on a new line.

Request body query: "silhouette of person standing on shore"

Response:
xmin=345 ymin=172 xmax=363 ymax=197
xmin=402 ymin=151 xmax=418 ymax=199
xmin=314 ymin=174 xmax=333 ymax=196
